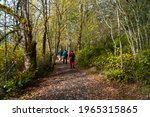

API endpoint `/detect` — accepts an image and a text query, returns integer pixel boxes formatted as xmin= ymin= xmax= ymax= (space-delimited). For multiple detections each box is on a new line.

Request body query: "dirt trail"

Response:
xmin=19 ymin=62 xmax=143 ymax=100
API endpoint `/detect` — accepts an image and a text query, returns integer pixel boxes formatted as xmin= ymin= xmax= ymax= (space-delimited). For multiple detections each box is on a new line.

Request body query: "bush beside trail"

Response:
xmin=0 ymin=44 xmax=54 ymax=99
xmin=76 ymin=46 xmax=150 ymax=84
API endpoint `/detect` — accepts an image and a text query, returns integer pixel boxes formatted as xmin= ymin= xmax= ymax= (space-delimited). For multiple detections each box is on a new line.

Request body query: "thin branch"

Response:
xmin=0 ymin=29 xmax=20 ymax=42
xmin=29 ymin=1 xmax=41 ymax=12
xmin=0 ymin=3 xmax=26 ymax=24
xmin=0 ymin=4 xmax=22 ymax=22
xmin=13 ymin=36 xmax=22 ymax=52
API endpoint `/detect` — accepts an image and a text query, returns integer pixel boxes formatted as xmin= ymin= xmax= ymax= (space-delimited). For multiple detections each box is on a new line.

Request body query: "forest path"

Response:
xmin=19 ymin=61 xmax=141 ymax=100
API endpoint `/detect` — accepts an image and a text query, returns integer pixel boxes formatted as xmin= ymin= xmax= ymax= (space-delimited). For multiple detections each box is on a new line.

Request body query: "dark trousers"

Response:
xmin=63 ymin=57 xmax=67 ymax=64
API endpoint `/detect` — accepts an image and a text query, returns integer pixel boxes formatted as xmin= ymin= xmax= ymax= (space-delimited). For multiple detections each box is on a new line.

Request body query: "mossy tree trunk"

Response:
xmin=21 ymin=0 xmax=37 ymax=71
xmin=78 ymin=2 xmax=84 ymax=51
xmin=0 ymin=2 xmax=37 ymax=72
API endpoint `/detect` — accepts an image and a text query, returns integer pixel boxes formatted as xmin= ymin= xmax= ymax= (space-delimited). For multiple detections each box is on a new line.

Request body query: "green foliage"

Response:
xmin=0 ymin=43 xmax=36 ymax=97
xmin=106 ymin=69 xmax=123 ymax=82
xmin=1 ymin=70 xmax=37 ymax=93
xmin=90 ymin=51 xmax=111 ymax=70
xmin=16 ymin=70 xmax=37 ymax=88
xmin=0 ymin=43 xmax=24 ymax=80
xmin=138 ymin=50 xmax=150 ymax=84
xmin=2 ymin=79 xmax=16 ymax=93
xmin=76 ymin=46 xmax=93 ymax=68
xmin=36 ymin=52 xmax=54 ymax=77
xmin=77 ymin=45 xmax=150 ymax=83
xmin=105 ymin=51 xmax=150 ymax=82
xmin=0 ymin=40 xmax=54 ymax=99
xmin=76 ymin=45 xmax=104 ymax=68
xmin=105 ymin=53 xmax=136 ymax=82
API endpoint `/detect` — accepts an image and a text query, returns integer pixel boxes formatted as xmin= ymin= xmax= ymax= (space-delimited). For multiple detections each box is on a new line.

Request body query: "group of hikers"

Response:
xmin=58 ymin=49 xmax=75 ymax=69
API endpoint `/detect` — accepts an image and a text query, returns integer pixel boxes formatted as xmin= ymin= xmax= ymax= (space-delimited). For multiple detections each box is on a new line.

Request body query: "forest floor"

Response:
xmin=18 ymin=61 xmax=150 ymax=100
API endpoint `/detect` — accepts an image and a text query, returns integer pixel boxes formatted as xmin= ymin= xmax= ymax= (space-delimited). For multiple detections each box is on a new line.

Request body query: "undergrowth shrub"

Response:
xmin=138 ymin=50 xmax=150 ymax=84
xmin=106 ymin=69 xmax=123 ymax=82
xmin=77 ymin=45 xmax=150 ymax=83
xmin=76 ymin=45 xmax=105 ymax=68
xmin=37 ymin=53 xmax=53 ymax=77
xmin=1 ymin=70 xmax=37 ymax=94
xmin=90 ymin=52 xmax=111 ymax=70
xmin=0 ymin=43 xmax=54 ymax=98
xmin=105 ymin=53 xmax=136 ymax=82
xmin=105 ymin=52 xmax=150 ymax=83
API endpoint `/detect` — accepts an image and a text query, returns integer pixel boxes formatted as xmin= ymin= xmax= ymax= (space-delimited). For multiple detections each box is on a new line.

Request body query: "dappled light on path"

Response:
xmin=19 ymin=62 xmax=143 ymax=100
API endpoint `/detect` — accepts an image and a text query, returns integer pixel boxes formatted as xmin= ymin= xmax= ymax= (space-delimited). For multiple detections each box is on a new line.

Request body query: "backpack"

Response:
xmin=70 ymin=52 xmax=75 ymax=61
xmin=63 ymin=50 xmax=68 ymax=57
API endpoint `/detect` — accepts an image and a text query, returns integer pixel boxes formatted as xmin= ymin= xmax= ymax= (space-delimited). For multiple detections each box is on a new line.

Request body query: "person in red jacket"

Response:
xmin=69 ymin=51 xmax=75 ymax=68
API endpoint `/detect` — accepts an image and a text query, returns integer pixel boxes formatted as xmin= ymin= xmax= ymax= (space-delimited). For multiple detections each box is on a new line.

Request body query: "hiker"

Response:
xmin=62 ymin=50 xmax=68 ymax=64
xmin=69 ymin=51 xmax=75 ymax=68
xmin=58 ymin=49 xmax=63 ymax=62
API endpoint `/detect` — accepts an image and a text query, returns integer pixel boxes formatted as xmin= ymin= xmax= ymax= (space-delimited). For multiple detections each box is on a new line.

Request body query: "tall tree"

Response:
xmin=41 ymin=0 xmax=48 ymax=63
xmin=77 ymin=0 xmax=84 ymax=51
xmin=0 ymin=1 xmax=37 ymax=71
xmin=21 ymin=0 xmax=37 ymax=71
xmin=4 ymin=0 xmax=8 ymax=80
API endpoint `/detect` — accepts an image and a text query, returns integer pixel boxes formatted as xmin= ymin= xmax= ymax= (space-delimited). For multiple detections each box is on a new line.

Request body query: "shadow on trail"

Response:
xmin=49 ymin=62 xmax=86 ymax=77
xmin=26 ymin=62 xmax=102 ymax=100
xmin=19 ymin=61 xmax=142 ymax=100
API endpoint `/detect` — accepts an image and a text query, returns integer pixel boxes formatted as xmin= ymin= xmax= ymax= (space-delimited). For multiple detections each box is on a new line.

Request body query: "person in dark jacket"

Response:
xmin=62 ymin=50 xmax=68 ymax=64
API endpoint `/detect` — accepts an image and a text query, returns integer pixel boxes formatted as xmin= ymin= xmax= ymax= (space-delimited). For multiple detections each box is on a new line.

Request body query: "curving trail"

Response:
xmin=19 ymin=62 xmax=143 ymax=100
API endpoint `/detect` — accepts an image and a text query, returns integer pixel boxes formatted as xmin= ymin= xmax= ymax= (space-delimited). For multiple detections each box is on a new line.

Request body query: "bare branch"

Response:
xmin=0 ymin=4 xmax=25 ymax=24
xmin=0 ymin=29 xmax=20 ymax=42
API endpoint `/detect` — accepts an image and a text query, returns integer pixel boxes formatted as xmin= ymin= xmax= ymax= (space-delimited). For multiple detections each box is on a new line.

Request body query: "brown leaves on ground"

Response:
xmin=18 ymin=62 xmax=150 ymax=100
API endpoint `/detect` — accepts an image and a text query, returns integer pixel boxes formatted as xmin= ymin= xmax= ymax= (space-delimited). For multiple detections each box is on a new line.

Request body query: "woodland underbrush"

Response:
xmin=76 ymin=45 xmax=150 ymax=84
xmin=0 ymin=45 xmax=53 ymax=99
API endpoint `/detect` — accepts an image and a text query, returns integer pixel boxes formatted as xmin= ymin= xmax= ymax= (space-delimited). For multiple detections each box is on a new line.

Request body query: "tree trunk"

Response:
xmin=0 ymin=1 xmax=37 ymax=72
xmin=56 ymin=3 xmax=61 ymax=54
xmin=21 ymin=0 xmax=37 ymax=71
xmin=42 ymin=0 xmax=48 ymax=63
xmin=78 ymin=3 xmax=84 ymax=51
xmin=66 ymin=26 xmax=71 ymax=52
xmin=4 ymin=0 xmax=8 ymax=80
xmin=24 ymin=41 xmax=37 ymax=71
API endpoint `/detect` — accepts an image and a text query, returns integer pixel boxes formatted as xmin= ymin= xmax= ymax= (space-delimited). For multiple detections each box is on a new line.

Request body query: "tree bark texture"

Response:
xmin=21 ymin=0 xmax=37 ymax=71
